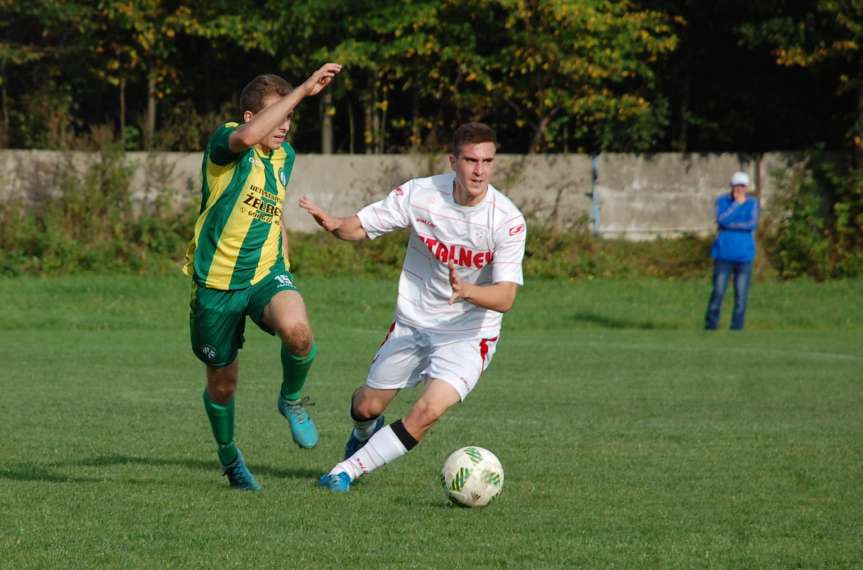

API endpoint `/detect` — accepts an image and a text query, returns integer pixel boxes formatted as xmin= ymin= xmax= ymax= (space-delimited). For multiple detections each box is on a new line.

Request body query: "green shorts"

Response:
xmin=189 ymin=265 xmax=300 ymax=367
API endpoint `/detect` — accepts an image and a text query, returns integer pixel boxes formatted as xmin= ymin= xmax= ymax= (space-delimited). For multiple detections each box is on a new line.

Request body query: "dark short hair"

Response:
xmin=451 ymin=122 xmax=497 ymax=156
xmin=240 ymin=74 xmax=293 ymax=114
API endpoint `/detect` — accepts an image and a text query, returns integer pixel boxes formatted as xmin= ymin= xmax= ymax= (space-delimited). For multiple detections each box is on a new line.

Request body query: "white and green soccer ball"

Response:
xmin=440 ymin=446 xmax=504 ymax=508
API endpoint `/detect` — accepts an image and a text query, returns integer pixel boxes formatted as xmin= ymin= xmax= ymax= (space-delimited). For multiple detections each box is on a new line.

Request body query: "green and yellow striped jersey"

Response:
xmin=183 ymin=122 xmax=296 ymax=290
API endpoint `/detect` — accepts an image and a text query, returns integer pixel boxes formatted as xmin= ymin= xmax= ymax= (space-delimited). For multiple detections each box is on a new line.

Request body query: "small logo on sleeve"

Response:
xmin=508 ymin=224 xmax=525 ymax=236
xmin=393 ymin=186 xmax=404 ymax=196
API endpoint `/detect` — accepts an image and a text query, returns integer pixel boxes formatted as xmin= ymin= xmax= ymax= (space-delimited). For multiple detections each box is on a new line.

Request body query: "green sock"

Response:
xmin=280 ymin=341 xmax=318 ymax=401
xmin=202 ymin=390 xmax=237 ymax=466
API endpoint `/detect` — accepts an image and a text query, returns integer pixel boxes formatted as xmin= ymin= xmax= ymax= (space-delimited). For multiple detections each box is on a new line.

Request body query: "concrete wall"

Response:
xmin=596 ymin=153 xmax=746 ymax=239
xmin=0 ymin=150 xmax=798 ymax=240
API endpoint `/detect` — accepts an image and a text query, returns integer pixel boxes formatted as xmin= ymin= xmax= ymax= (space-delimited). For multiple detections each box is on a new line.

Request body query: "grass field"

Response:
xmin=1 ymin=274 xmax=861 ymax=568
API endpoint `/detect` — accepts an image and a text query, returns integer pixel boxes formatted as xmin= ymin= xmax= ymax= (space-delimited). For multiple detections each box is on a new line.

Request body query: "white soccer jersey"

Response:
xmin=357 ymin=172 xmax=526 ymax=338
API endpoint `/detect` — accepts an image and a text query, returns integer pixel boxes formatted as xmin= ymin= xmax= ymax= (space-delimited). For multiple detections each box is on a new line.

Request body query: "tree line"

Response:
xmin=1 ymin=0 xmax=861 ymax=156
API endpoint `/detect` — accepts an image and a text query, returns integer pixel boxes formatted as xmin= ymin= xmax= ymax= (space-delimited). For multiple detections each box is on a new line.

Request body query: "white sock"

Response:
xmin=330 ymin=425 xmax=408 ymax=481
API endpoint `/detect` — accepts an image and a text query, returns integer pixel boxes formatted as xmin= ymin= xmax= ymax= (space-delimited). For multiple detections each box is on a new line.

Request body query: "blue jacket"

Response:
xmin=710 ymin=194 xmax=759 ymax=262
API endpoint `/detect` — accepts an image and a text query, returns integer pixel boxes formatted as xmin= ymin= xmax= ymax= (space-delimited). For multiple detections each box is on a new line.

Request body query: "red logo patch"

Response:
xmin=393 ymin=186 xmax=403 ymax=196
xmin=508 ymin=224 xmax=525 ymax=236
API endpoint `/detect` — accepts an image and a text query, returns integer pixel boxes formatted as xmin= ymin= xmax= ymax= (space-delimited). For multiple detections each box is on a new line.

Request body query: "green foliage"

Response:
xmin=287 ymin=225 xmax=716 ymax=281
xmin=739 ymin=1 xmax=863 ymax=150
xmin=0 ymin=144 xmax=194 ymax=276
xmin=0 ymin=183 xmax=719 ymax=281
xmin=0 ymin=0 xmax=679 ymax=153
xmin=0 ymin=172 xmax=808 ymax=281
xmin=315 ymin=0 xmax=677 ymax=153
xmin=153 ymin=100 xmax=234 ymax=151
xmin=4 ymin=148 xmax=861 ymax=282
xmin=1 ymin=1 xmax=860 ymax=154
xmin=122 ymin=125 xmax=140 ymax=151
xmin=767 ymin=151 xmax=863 ymax=279
xmin=287 ymin=230 xmax=407 ymax=280
xmin=493 ymin=0 xmax=677 ymax=152
xmin=522 ymin=226 xmax=713 ymax=279
xmin=8 ymin=84 xmax=79 ymax=149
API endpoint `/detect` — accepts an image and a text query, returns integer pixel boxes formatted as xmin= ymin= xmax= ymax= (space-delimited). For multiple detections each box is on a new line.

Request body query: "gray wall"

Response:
xmin=0 ymin=150 xmax=795 ymax=240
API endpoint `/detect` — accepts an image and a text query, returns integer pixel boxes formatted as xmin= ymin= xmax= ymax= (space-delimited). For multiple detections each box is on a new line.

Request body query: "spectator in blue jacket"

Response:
xmin=705 ymin=171 xmax=759 ymax=330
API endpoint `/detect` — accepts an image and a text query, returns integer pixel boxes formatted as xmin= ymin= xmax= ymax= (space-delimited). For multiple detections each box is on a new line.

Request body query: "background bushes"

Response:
xmin=0 ymin=146 xmax=859 ymax=280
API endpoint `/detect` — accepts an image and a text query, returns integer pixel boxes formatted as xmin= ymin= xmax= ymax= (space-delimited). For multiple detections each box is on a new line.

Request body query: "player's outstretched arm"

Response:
xmin=447 ymin=260 xmax=518 ymax=312
xmin=298 ymin=195 xmax=367 ymax=241
xmin=230 ymin=63 xmax=342 ymax=152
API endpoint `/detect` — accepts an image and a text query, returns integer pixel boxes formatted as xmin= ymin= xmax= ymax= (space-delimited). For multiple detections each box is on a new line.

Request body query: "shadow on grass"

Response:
xmin=0 ymin=464 xmax=102 ymax=483
xmin=393 ymin=496 xmax=452 ymax=509
xmin=570 ymin=311 xmax=681 ymax=330
xmin=75 ymin=454 xmax=322 ymax=480
xmin=0 ymin=454 xmax=320 ymax=484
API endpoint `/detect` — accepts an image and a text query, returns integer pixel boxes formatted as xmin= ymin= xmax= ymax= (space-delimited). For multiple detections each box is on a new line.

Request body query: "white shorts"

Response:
xmin=365 ymin=321 xmax=499 ymax=401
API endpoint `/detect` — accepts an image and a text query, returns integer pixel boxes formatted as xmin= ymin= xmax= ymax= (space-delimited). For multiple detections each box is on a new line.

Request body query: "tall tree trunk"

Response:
xmin=347 ymin=99 xmax=355 ymax=154
xmin=379 ymin=94 xmax=387 ymax=154
xmin=321 ymin=90 xmax=333 ymax=154
xmin=363 ymin=94 xmax=374 ymax=155
xmin=528 ymin=115 xmax=552 ymax=154
xmin=411 ymin=90 xmax=420 ymax=151
xmin=563 ymin=122 xmax=569 ymax=154
xmin=372 ymin=81 xmax=381 ymax=154
xmin=855 ymin=64 xmax=863 ymax=169
xmin=675 ymin=72 xmax=691 ymax=152
xmin=145 ymin=73 xmax=156 ymax=149
xmin=119 ymin=78 xmax=126 ymax=145
xmin=1 ymin=69 xmax=8 ymax=148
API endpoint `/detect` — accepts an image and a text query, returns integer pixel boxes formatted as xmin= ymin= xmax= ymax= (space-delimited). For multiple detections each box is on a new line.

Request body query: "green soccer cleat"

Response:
xmin=278 ymin=395 xmax=319 ymax=449
xmin=318 ymin=471 xmax=351 ymax=492
xmin=222 ymin=449 xmax=261 ymax=491
xmin=344 ymin=415 xmax=385 ymax=459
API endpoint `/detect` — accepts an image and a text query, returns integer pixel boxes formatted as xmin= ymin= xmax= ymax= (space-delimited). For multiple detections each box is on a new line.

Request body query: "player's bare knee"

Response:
xmin=206 ymin=381 xmax=236 ymax=403
xmin=279 ymin=323 xmax=313 ymax=355
xmin=353 ymin=397 xmax=386 ymax=420
xmin=206 ymin=364 xmax=238 ymax=403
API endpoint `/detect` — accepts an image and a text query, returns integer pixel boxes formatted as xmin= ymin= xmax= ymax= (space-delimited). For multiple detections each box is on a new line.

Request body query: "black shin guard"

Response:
xmin=390 ymin=419 xmax=419 ymax=451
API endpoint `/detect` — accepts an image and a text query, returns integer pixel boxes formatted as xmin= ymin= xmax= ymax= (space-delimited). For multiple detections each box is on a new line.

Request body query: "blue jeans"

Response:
xmin=705 ymin=260 xmax=752 ymax=330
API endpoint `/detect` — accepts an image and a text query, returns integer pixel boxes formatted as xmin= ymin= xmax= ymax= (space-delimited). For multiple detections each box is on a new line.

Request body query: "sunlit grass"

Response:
xmin=1 ymin=275 xmax=861 ymax=568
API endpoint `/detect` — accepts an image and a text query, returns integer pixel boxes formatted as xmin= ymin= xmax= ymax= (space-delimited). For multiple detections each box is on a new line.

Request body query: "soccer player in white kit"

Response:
xmin=299 ymin=123 xmax=526 ymax=492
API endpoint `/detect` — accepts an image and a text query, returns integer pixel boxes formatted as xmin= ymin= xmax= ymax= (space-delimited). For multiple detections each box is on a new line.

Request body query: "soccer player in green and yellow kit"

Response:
xmin=184 ymin=63 xmax=342 ymax=490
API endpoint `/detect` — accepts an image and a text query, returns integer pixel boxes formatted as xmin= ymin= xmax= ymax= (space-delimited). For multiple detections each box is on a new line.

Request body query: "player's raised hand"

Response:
xmin=299 ymin=195 xmax=339 ymax=232
xmin=299 ymin=196 xmax=368 ymax=241
xmin=302 ymin=63 xmax=342 ymax=97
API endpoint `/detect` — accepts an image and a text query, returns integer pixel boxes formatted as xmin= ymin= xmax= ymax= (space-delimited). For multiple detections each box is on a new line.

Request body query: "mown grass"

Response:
xmin=1 ymin=274 xmax=861 ymax=568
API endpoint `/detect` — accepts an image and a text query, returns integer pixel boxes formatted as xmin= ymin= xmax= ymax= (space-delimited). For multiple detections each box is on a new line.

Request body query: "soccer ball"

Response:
xmin=440 ymin=446 xmax=504 ymax=508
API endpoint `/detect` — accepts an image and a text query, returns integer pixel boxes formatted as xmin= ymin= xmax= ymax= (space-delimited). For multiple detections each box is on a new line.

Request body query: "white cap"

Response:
xmin=730 ymin=171 xmax=750 ymax=187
